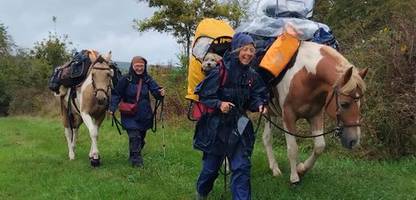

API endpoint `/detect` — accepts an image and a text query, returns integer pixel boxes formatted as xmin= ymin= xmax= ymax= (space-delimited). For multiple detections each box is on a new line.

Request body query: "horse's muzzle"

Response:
xmin=97 ymin=97 xmax=108 ymax=106
xmin=340 ymin=127 xmax=360 ymax=149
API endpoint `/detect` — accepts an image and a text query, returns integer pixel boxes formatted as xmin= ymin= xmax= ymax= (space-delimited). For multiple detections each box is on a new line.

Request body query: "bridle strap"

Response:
xmin=90 ymin=63 xmax=113 ymax=101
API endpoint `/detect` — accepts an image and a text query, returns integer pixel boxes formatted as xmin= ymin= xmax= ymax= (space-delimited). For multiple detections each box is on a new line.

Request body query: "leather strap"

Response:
xmin=135 ymin=79 xmax=143 ymax=103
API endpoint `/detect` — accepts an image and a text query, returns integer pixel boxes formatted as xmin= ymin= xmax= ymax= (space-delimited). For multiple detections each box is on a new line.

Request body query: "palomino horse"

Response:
xmin=60 ymin=51 xmax=114 ymax=167
xmin=262 ymin=41 xmax=368 ymax=184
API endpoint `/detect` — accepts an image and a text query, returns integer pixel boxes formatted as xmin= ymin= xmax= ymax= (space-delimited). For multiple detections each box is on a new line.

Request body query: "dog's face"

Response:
xmin=202 ymin=53 xmax=222 ymax=74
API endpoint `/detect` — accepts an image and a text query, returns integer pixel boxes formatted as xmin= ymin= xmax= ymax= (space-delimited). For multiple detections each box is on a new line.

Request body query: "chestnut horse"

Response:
xmin=60 ymin=51 xmax=114 ymax=167
xmin=262 ymin=41 xmax=368 ymax=184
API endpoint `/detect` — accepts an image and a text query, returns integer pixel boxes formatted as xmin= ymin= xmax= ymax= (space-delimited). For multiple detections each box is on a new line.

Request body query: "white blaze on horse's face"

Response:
xmin=91 ymin=60 xmax=113 ymax=106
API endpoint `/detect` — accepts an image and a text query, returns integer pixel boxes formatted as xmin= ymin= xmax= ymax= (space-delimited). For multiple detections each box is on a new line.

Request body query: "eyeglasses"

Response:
xmin=240 ymin=46 xmax=256 ymax=54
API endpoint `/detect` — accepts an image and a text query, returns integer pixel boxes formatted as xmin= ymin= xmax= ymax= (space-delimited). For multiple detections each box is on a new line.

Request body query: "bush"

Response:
xmin=317 ymin=0 xmax=416 ymax=158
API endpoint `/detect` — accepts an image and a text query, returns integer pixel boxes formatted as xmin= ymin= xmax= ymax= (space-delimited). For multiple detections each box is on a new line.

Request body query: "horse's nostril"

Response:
xmin=97 ymin=98 xmax=107 ymax=105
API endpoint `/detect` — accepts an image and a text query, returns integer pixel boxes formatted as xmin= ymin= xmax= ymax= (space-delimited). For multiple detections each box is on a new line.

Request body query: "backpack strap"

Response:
xmin=219 ymin=61 xmax=227 ymax=87
xmin=135 ymin=79 xmax=143 ymax=103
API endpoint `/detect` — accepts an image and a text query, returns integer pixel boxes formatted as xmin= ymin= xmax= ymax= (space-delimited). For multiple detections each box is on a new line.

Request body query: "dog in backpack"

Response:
xmin=201 ymin=52 xmax=222 ymax=75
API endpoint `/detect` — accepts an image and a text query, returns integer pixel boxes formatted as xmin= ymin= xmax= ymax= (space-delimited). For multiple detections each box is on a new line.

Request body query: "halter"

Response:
xmin=324 ymin=86 xmax=363 ymax=137
xmin=90 ymin=61 xmax=113 ymax=101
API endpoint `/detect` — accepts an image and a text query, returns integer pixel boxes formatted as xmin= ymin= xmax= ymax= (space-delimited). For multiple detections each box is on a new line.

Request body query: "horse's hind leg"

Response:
xmin=64 ymin=127 xmax=77 ymax=160
xmin=262 ymin=118 xmax=282 ymax=176
xmin=298 ymin=114 xmax=325 ymax=175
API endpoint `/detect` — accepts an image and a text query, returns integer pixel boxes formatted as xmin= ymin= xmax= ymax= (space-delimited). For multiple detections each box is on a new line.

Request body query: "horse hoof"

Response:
xmin=290 ymin=174 xmax=300 ymax=185
xmin=69 ymin=153 xmax=75 ymax=160
xmin=290 ymin=181 xmax=301 ymax=187
xmin=90 ymin=157 xmax=101 ymax=167
xmin=296 ymin=163 xmax=306 ymax=175
xmin=272 ymin=167 xmax=282 ymax=177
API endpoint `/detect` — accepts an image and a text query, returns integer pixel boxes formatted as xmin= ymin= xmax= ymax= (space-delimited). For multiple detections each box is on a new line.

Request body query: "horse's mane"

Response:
xmin=322 ymin=46 xmax=366 ymax=93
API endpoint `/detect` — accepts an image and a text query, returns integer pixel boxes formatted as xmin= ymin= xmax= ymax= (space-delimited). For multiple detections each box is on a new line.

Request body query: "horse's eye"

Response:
xmin=340 ymin=102 xmax=351 ymax=109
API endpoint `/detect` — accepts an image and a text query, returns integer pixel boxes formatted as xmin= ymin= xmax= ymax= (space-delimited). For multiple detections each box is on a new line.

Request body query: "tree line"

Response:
xmin=0 ymin=0 xmax=414 ymax=158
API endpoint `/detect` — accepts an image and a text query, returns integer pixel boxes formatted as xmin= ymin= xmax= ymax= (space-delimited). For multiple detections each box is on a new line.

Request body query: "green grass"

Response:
xmin=0 ymin=117 xmax=415 ymax=200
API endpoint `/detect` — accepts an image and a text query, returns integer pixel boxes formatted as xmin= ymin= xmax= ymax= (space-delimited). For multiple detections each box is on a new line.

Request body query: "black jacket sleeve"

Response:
xmin=109 ymin=76 xmax=129 ymax=112
xmin=248 ymin=71 xmax=269 ymax=112
xmin=145 ymin=75 xmax=164 ymax=100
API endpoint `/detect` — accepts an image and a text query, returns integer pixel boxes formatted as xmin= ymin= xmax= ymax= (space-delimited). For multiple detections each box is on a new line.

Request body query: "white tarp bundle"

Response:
xmin=236 ymin=0 xmax=331 ymax=40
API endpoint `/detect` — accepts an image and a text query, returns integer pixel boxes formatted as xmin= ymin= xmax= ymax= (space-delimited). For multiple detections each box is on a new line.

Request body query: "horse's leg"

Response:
xmin=64 ymin=127 xmax=78 ymax=160
xmin=283 ymin=111 xmax=300 ymax=184
xmin=80 ymin=112 xmax=99 ymax=160
xmin=298 ymin=114 xmax=325 ymax=175
xmin=262 ymin=117 xmax=282 ymax=176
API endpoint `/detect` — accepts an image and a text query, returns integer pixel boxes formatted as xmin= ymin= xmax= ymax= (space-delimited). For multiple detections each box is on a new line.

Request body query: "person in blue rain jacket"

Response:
xmin=194 ymin=33 xmax=269 ymax=200
xmin=109 ymin=56 xmax=165 ymax=167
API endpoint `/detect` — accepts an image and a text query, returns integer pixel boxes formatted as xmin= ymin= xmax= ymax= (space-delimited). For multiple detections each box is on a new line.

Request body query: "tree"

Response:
xmin=134 ymin=0 xmax=247 ymax=63
xmin=0 ymin=23 xmax=14 ymax=56
xmin=30 ymin=16 xmax=72 ymax=67
xmin=30 ymin=32 xmax=71 ymax=67
xmin=0 ymin=23 xmax=14 ymax=115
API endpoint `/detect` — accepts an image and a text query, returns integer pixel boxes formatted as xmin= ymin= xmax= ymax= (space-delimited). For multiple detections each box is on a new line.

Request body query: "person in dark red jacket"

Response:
xmin=109 ymin=56 xmax=165 ymax=167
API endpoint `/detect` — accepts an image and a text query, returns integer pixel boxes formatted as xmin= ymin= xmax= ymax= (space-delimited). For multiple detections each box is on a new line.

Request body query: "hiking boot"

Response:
xmin=195 ymin=192 xmax=207 ymax=200
xmin=132 ymin=154 xmax=144 ymax=168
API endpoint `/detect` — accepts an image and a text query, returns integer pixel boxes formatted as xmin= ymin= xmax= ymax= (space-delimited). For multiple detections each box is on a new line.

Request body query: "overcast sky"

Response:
xmin=0 ymin=0 xmax=180 ymax=64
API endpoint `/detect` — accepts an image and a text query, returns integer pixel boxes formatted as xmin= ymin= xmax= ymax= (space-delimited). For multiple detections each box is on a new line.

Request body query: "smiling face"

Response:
xmin=238 ymin=44 xmax=256 ymax=65
xmin=132 ymin=60 xmax=145 ymax=75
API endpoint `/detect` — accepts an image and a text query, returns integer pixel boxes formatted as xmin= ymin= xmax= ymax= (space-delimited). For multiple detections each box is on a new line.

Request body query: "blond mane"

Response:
xmin=321 ymin=46 xmax=366 ymax=93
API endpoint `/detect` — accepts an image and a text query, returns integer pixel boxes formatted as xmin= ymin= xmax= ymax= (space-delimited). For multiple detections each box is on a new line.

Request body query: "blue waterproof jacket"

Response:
xmin=110 ymin=65 xmax=163 ymax=131
xmin=193 ymin=50 xmax=269 ymax=156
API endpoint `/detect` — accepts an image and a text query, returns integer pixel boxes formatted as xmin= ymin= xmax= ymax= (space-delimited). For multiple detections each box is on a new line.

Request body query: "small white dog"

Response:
xmin=201 ymin=52 xmax=222 ymax=75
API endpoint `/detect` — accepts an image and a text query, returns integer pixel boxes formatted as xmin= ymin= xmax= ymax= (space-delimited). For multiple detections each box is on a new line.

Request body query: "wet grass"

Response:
xmin=0 ymin=116 xmax=415 ymax=199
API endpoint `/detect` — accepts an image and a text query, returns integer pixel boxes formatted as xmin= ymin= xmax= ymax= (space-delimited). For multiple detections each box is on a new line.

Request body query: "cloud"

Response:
xmin=0 ymin=0 xmax=179 ymax=64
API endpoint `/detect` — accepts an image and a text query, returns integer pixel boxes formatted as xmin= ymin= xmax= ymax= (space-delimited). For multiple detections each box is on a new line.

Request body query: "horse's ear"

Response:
xmin=87 ymin=49 xmax=98 ymax=63
xmin=104 ymin=51 xmax=112 ymax=62
xmin=340 ymin=67 xmax=353 ymax=86
xmin=359 ymin=68 xmax=368 ymax=79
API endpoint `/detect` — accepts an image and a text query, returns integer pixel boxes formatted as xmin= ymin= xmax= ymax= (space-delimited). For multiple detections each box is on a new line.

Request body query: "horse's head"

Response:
xmin=327 ymin=67 xmax=368 ymax=149
xmin=90 ymin=51 xmax=114 ymax=106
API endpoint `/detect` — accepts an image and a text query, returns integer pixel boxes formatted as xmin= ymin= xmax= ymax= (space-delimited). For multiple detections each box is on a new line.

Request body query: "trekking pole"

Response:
xmin=219 ymin=156 xmax=229 ymax=200
xmin=160 ymin=98 xmax=166 ymax=158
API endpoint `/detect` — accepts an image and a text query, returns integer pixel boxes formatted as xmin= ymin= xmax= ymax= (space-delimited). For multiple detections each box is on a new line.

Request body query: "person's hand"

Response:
xmin=259 ymin=105 xmax=267 ymax=114
xmin=159 ymin=88 xmax=166 ymax=96
xmin=107 ymin=110 xmax=114 ymax=116
xmin=220 ymin=101 xmax=235 ymax=113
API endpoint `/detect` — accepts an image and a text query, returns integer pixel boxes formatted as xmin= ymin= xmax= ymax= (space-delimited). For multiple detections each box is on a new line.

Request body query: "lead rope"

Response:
xmin=111 ymin=113 xmax=124 ymax=135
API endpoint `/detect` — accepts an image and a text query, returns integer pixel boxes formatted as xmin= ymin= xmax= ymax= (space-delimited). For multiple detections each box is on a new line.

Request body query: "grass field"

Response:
xmin=0 ymin=116 xmax=415 ymax=200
